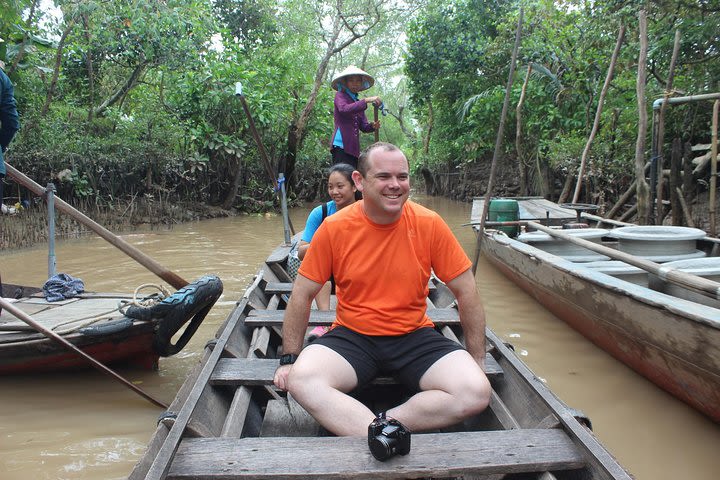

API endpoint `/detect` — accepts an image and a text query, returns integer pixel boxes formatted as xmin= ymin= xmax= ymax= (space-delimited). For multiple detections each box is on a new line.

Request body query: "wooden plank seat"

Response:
xmin=264 ymin=282 xmax=294 ymax=294
xmin=244 ymin=308 xmax=461 ymax=327
xmin=209 ymin=355 xmax=503 ymax=387
xmin=264 ymin=281 xmax=438 ymax=295
xmin=167 ymin=429 xmax=585 ymax=479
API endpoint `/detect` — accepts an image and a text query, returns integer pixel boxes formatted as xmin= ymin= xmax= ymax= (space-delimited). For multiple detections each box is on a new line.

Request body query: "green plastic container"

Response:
xmin=488 ymin=199 xmax=519 ymax=237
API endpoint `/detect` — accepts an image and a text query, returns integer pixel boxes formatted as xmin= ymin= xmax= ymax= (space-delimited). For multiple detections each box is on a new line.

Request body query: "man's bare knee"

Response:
xmin=456 ymin=377 xmax=491 ymax=417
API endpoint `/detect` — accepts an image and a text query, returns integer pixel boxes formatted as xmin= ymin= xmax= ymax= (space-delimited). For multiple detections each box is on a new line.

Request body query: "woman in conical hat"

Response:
xmin=329 ymin=65 xmax=381 ymax=168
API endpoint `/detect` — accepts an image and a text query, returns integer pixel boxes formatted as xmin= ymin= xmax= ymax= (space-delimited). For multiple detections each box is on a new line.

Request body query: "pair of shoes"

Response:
xmin=307 ymin=326 xmax=329 ymax=342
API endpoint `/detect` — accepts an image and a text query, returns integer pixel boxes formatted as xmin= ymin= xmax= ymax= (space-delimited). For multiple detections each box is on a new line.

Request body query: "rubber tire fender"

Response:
xmin=124 ymin=275 xmax=223 ymax=356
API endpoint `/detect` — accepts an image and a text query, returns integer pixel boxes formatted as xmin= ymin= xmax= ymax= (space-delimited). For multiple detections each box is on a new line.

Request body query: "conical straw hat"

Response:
xmin=331 ymin=65 xmax=374 ymax=91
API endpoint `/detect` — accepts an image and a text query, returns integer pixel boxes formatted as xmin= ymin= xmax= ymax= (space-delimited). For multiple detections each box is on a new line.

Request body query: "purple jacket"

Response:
xmin=331 ymin=91 xmax=375 ymax=158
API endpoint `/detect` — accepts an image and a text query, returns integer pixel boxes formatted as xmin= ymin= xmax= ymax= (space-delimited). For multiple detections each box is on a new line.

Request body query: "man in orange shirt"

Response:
xmin=274 ymin=142 xmax=490 ymax=444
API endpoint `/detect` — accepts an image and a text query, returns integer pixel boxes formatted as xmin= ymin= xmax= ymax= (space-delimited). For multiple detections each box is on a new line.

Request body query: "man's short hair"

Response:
xmin=357 ymin=142 xmax=401 ymax=176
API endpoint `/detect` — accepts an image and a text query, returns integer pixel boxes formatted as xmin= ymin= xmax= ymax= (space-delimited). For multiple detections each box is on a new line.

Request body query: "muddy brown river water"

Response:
xmin=1 ymin=194 xmax=718 ymax=479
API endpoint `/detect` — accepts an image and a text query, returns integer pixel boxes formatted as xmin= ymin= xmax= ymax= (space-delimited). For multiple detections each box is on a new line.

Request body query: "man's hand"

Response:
xmin=274 ymin=364 xmax=293 ymax=391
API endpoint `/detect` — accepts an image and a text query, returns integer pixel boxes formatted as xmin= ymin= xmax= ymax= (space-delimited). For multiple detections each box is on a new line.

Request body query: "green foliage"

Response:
xmin=405 ymin=0 xmax=720 ymax=200
xmin=4 ymin=0 xmax=719 ymax=212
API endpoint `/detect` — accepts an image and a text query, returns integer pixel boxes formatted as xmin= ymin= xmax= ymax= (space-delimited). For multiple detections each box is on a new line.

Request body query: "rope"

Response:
xmin=118 ymin=283 xmax=171 ymax=313
xmin=0 ymin=283 xmax=171 ymax=340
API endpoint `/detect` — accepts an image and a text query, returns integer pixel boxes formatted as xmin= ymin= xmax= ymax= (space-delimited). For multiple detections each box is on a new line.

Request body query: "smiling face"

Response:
xmin=327 ymin=170 xmax=356 ymax=210
xmin=344 ymin=75 xmax=364 ymax=94
xmin=353 ymin=145 xmax=410 ymax=224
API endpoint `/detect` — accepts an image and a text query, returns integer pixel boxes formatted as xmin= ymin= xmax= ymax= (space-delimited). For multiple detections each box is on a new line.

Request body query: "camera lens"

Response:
xmin=369 ymin=435 xmax=398 ymax=461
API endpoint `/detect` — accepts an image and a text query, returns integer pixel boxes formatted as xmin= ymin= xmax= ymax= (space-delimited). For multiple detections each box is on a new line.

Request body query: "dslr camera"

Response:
xmin=367 ymin=414 xmax=411 ymax=461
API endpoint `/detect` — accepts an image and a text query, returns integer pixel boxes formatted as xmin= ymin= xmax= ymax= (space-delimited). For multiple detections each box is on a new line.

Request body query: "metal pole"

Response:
xmin=279 ymin=173 xmax=291 ymax=245
xmin=46 ymin=183 xmax=57 ymax=278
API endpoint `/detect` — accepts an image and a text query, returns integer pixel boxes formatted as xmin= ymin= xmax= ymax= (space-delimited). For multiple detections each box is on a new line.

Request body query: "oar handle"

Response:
xmin=0 ymin=297 xmax=168 ymax=408
xmin=4 ymin=162 xmax=188 ymax=289
xmin=374 ymin=105 xmax=379 ymax=142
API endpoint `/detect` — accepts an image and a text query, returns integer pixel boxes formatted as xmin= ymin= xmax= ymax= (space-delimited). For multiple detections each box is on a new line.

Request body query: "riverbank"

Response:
xmin=0 ymin=198 xmax=252 ymax=251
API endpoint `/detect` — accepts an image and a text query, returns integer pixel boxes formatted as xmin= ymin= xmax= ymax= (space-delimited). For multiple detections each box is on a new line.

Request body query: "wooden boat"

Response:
xmin=472 ymin=197 xmax=720 ymax=422
xmin=0 ymin=276 xmax=223 ymax=374
xmin=129 ymin=244 xmax=632 ymax=480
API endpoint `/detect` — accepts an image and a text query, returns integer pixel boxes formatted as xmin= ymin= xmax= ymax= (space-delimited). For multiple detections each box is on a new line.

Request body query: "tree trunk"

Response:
xmin=7 ymin=0 xmax=39 ymax=75
xmin=282 ymin=0 xmax=380 ymax=190
xmin=682 ymin=141 xmax=693 ymax=208
xmin=572 ymin=24 xmax=625 ymax=203
xmin=423 ymin=101 xmax=434 ymax=154
xmin=222 ymin=157 xmax=243 ymax=210
xmin=670 ymin=137 xmax=682 ymax=225
xmin=40 ymin=18 xmax=76 ymax=117
xmin=558 ymin=174 xmax=574 ymax=204
xmin=635 ymin=10 xmax=650 ymax=225
xmin=93 ymin=61 xmax=150 ymax=117
xmin=82 ymin=14 xmax=95 ymax=121
xmin=516 ymin=64 xmax=532 ymax=196
xmin=654 ymin=29 xmax=682 ymax=224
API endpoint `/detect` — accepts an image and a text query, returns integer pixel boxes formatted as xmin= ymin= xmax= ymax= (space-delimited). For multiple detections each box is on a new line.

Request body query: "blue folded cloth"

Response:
xmin=43 ymin=273 xmax=85 ymax=302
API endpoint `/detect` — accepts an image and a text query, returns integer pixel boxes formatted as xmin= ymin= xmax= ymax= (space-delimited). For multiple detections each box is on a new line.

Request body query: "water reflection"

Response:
xmin=0 ymin=197 xmax=718 ymax=479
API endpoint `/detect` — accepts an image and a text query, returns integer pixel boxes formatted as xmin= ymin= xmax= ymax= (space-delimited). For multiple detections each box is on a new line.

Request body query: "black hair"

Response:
xmin=328 ymin=162 xmax=355 ymax=183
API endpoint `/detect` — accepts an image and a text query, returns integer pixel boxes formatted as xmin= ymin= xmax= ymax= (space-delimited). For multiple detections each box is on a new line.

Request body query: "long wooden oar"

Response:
xmin=525 ymin=221 xmax=720 ymax=299
xmin=0 ymin=297 xmax=168 ymax=408
xmin=4 ymin=162 xmax=188 ymax=290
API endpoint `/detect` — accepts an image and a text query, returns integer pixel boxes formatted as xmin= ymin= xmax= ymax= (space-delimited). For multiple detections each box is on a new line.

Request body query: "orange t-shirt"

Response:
xmin=298 ymin=201 xmax=471 ymax=336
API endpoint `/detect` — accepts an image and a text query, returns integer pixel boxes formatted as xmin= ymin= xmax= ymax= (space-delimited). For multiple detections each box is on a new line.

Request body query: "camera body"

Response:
xmin=367 ymin=415 xmax=411 ymax=461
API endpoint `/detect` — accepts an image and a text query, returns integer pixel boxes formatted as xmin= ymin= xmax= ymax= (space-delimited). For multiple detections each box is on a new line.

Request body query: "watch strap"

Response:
xmin=279 ymin=353 xmax=299 ymax=365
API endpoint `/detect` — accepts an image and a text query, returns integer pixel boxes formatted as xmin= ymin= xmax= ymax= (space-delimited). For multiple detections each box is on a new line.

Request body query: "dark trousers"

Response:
xmin=331 ymin=147 xmax=359 ymax=169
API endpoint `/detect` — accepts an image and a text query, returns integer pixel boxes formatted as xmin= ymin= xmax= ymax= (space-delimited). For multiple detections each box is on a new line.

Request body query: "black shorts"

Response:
xmin=311 ymin=326 xmax=464 ymax=391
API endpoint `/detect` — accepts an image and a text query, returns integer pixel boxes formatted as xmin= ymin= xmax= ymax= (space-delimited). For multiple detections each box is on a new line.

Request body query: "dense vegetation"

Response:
xmin=1 ymin=0 xmax=718 ymax=216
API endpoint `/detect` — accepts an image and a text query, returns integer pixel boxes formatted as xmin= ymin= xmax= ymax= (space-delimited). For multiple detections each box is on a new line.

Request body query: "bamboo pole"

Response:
xmin=571 ymin=25 xmax=626 ymax=204
xmin=471 ymin=8 xmax=523 ymax=275
xmin=516 ymin=64 xmax=532 ymax=196
xmin=4 ymin=162 xmax=188 ymax=289
xmin=634 ymin=10 xmax=651 ymax=224
xmin=711 ymin=100 xmax=719 ymax=236
xmin=525 ymin=221 xmax=720 ymax=299
xmin=0 ymin=297 xmax=168 ymax=408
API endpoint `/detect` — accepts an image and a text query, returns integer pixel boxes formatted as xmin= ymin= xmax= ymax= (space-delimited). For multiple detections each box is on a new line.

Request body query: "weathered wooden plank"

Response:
xmin=167 ymin=429 xmax=585 ymax=479
xmin=266 ymin=244 xmax=292 ymax=264
xmin=265 ymin=281 xmax=436 ymax=295
xmin=265 ymin=282 xmax=294 ymax=294
xmin=210 ymin=354 xmax=502 ymax=387
xmin=219 ymin=386 xmax=252 ymax=438
xmin=249 ymin=327 xmax=271 ymax=358
xmin=260 ymin=396 xmax=320 ymax=437
xmin=244 ymin=308 xmax=460 ymax=326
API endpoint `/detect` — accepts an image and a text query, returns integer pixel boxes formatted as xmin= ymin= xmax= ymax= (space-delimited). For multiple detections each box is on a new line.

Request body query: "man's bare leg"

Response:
xmin=288 ymin=344 xmax=375 ymax=436
xmin=386 ymin=350 xmax=490 ymax=431
xmin=313 ymin=281 xmax=332 ymax=310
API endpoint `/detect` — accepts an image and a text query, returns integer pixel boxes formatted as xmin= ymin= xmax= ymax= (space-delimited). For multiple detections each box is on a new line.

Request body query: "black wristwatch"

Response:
xmin=279 ymin=353 xmax=299 ymax=365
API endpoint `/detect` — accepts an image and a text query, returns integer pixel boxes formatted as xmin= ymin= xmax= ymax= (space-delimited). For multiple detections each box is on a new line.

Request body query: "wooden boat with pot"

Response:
xmin=129 ymin=244 xmax=631 ymax=480
xmin=0 ymin=276 xmax=223 ymax=374
xmin=472 ymin=197 xmax=720 ymax=423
